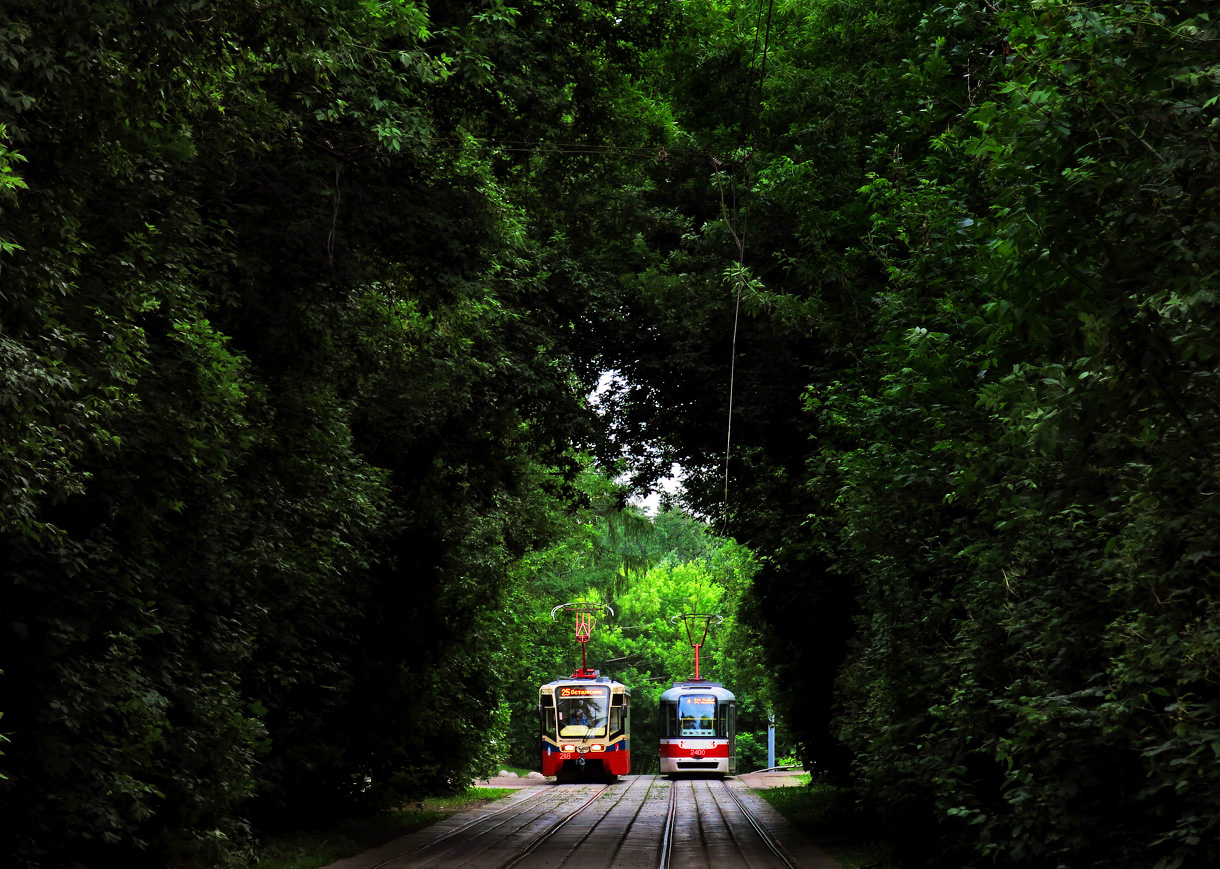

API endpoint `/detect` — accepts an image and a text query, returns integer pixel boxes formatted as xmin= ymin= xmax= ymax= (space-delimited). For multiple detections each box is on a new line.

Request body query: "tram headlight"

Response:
xmin=590 ymin=744 xmax=605 ymax=752
xmin=562 ymin=743 xmax=576 ymax=752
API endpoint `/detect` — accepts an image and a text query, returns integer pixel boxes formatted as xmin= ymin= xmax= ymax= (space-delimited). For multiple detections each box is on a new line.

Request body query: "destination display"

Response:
xmin=559 ymin=686 xmax=609 ymax=698
xmin=685 ymin=696 xmax=715 ymax=705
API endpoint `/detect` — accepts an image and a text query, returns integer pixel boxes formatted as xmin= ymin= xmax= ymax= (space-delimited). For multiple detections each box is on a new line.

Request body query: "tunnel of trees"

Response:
xmin=2 ymin=1 xmax=1218 ymax=867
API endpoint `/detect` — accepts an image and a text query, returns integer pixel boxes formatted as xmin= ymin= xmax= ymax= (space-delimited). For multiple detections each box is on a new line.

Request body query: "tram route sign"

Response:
xmin=560 ymin=686 xmax=608 ymax=697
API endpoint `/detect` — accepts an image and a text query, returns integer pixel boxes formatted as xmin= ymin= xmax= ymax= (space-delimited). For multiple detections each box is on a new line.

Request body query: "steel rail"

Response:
xmin=657 ymin=776 xmax=678 ymax=869
xmin=719 ymin=779 xmax=798 ymax=869
xmin=496 ymin=782 xmax=614 ymax=869
xmin=693 ymin=778 xmax=714 ymax=869
xmin=697 ymin=777 xmax=749 ymax=864
xmin=365 ymin=787 xmax=553 ymax=868
xmin=551 ymin=775 xmax=653 ymax=868
xmin=603 ymin=775 xmax=662 ymax=868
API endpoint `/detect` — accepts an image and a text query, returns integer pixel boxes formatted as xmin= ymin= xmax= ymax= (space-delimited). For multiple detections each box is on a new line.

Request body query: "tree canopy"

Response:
xmin=3 ymin=1 xmax=1219 ymax=867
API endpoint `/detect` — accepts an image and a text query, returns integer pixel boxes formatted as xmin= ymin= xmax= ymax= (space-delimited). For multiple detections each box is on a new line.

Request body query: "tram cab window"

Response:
xmin=717 ymin=703 xmax=730 ymax=738
xmin=677 ymin=694 xmax=716 ymax=737
xmin=556 ymin=686 xmax=609 ymax=738
xmin=540 ymin=694 xmax=557 ymax=740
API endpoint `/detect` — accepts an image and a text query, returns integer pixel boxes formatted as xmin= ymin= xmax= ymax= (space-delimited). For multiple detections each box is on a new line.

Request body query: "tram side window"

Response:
xmin=716 ymin=703 xmax=730 ymax=738
xmin=541 ymin=695 xmax=557 ymax=740
xmin=609 ymin=694 xmax=624 ymax=738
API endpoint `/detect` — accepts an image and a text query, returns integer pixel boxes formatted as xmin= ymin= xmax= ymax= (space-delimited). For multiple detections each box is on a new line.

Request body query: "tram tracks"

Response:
xmin=495 ymin=781 xmax=614 ymax=869
xmin=718 ymin=778 xmax=798 ymax=868
xmin=365 ymin=787 xmax=554 ymax=868
xmin=658 ymin=776 xmax=679 ymax=869
xmin=364 ymin=782 xmax=610 ymax=869
xmin=657 ymin=777 xmax=797 ymax=869
xmin=346 ymin=774 xmax=802 ymax=869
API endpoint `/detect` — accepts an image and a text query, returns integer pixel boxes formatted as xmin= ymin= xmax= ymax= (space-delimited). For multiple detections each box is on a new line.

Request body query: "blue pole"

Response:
xmin=767 ymin=715 xmax=775 ymax=769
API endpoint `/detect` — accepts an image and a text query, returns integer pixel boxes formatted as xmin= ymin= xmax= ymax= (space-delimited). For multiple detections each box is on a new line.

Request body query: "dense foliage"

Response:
xmin=0 ymin=1 xmax=675 ymax=865
xmin=598 ymin=1 xmax=1220 ymax=867
xmin=828 ymin=3 xmax=1220 ymax=866
xmin=3 ymin=1 xmax=1219 ymax=867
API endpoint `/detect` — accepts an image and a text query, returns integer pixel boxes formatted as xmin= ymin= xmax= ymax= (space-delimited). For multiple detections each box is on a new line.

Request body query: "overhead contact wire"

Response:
xmin=722 ymin=0 xmax=776 ymax=528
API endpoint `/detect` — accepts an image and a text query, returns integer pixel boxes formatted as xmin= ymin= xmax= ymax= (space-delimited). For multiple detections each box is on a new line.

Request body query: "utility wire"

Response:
xmin=739 ymin=0 xmax=768 ymax=145
xmin=721 ymin=0 xmax=775 ymax=530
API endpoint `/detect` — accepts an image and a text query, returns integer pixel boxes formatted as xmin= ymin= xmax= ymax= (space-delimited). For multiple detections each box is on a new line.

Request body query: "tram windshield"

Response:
xmin=556 ymin=685 xmax=610 ymax=738
xmin=677 ymin=695 xmax=716 ymax=737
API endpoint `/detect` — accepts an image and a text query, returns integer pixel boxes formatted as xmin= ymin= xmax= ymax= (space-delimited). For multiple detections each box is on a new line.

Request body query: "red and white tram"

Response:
xmin=659 ymin=613 xmax=736 ymax=777
xmin=659 ymin=681 xmax=736 ymax=776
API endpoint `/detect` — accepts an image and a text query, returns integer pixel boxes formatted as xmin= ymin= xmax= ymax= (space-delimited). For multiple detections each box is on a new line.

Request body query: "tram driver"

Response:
xmin=559 ymin=706 xmax=592 ymax=737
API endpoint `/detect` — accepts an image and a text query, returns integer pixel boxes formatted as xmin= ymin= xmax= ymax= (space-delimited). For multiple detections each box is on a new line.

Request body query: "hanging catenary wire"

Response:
xmin=721 ymin=0 xmax=775 ymax=529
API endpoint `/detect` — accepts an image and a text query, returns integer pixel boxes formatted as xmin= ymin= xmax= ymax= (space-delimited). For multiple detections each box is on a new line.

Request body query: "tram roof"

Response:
xmin=540 ymin=675 xmax=630 ymax=693
xmin=659 ymin=681 xmax=736 ymax=702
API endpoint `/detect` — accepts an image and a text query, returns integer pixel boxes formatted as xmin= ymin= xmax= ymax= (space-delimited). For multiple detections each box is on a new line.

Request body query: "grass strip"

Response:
xmin=754 ymin=782 xmax=896 ymax=869
xmin=246 ymin=787 xmax=517 ymax=869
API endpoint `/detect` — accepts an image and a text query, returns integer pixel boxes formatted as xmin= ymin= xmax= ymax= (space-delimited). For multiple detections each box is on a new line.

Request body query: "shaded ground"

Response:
xmin=472 ymin=772 xmax=549 ymax=788
xmin=755 ymin=781 xmax=896 ymax=869
xmin=736 ymin=768 xmax=810 ymax=789
xmin=326 ymin=775 xmax=837 ymax=869
xmin=242 ymin=789 xmax=518 ymax=869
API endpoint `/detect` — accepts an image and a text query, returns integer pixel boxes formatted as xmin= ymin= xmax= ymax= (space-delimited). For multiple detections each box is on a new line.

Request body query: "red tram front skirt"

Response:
xmin=659 ymin=738 xmax=733 ymax=775
xmin=542 ymin=740 xmax=630 ymax=777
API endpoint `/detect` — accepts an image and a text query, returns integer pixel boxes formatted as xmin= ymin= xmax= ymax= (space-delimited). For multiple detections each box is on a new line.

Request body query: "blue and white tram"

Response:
xmin=659 ymin=681 xmax=736 ymax=776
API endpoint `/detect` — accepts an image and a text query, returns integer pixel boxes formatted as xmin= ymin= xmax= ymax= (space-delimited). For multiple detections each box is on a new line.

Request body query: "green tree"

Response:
xmin=819 ymin=1 xmax=1220 ymax=865
xmin=0 ymin=0 xmax=678 ymax=864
